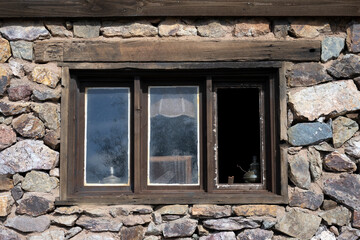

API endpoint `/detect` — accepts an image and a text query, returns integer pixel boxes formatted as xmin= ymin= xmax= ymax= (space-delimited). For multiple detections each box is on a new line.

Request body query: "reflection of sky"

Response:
xmin=85 ymin=88 xmax=129 ymax=184
xmin=150 ymin=86 xmax=198 ymax=104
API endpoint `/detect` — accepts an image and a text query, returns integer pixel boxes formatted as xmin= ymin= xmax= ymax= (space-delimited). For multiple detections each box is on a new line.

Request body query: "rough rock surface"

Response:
xmin=31 ymin=64 xmax=61 ymax=88
xmin=197 ymin=21 xmax=230 ymax=38
xmin=287 ymin=63 xmax=332 ymax=87
xmin=156 ymin=205 xmax=188 ymax=215
xmin=32 ymin=86 xmax=61 ymax=102
xmin=16 ymin=195 xmax=54 ymax=216
xmin=109 ymin=205 xmax=152 ymax=216
xmin=119 ymin=226 xmax=145 ymax=240
xmin=288 ymin=149 xmax=311 ymax=189
xmin=22 ymin=170 xmax=58 ymax=192
xmin=12 ymin=113 xmax=45 ymax=138
xmin=163 ymin=218 xmax=198 ymax=238
xmin=11 ymin=185 xmax=23 ymax=201
xmin=346 ymin=22 xmax=360 ymax=53
xmin=308 ymin=147 xmax=322 ymax=181
xmin=0 ymin=98 xmax=30 ymax=116
xmin=31 ymin=103 xmax=60 ymax=130
xmin=324 ymin=174 xmax=360 ymax=210
xmin=287 ymin=122 xmax=332 ymax=146
xmin=51 ymin=214 xmax=79 ymax=227
xmin=319 ymin=206 xmax=351 ymax=226
xmin=323 ymin=151 xmax=357 ymax=172
xmin=0 ymin=193 xmax=14 ymax=216
xmin=345 ymin=135 xmax=360 ymax=158
xmin=0 ymin=124 xmax=16 ymax=150
xmin=332 ymin=116 xmax=359 ymax=148
xmin=0 ymin=175 xmax=13 ymax=190
xmin=73 ymin=20 xmax=101 ymax=38
xmin=28 ymin=229 xmax=65 ymax=240
xmin=191 ymin=204 xmax=231 ymax=218
xmin=65 ymin=226 xmax=82 ymax=239
xmin=337 ymin=226 xmax=360 ymax=240
xmin=289 ymin=184 xmax=324 ymax=210
xmin=288 ymin=80 xmax=360 ymax=121
xmin=158 ymin=19 xmax=197 ymax=37
xmin=0 ymin=38 xmax=12 ymax=63
xmin=5 ymin=215 xmax=50 ymax=233
xmin=10 ymin=41 xmax=33 ymax=61
xmin=0 ymin=22 xmax=50 ymax=41
xmin=199 ymin=231 xmax=236 ymax=240
xmin=321 ymin=37 xmax=345 ymax=62
xmin=289 ymin=20 xmax=331 ymax=38
xmin=237 ymin=229 xmax=273 ymax=240
xmin=0 ymin=140 xmax=58 ymax=174
xmin=7 ymin=85 xmax=32 ymax=101
xmin=120 ymin=214 xmax=151 ymax=226
xmin=101 ymin=21 xmax=158 ymax=38
xmin=234 ymin=19 xmax=270 ymax=37
xmin=55 ymin=206 xmax=83 ymax=215
xmin=45 ymin=21 xmax=73 ymax=38
xmin=203 ymin=217 xmax=260 ymax=231
xmin=0 ymin=226 xmax=21 ymax=240
xmin=327 ymin=54 xmax=360 ymax=79
xmin=76 ymin=216 xmax=123 ymax=232
xmin=275 ymin=210 xmax=321 ymax=239
xmin=353 ymin=210 xmax=360 ymax=229
xmin=232 ymin=205 xmax=281 ymax=217
xmin=273 ymin=19 xmax=290 ymax=39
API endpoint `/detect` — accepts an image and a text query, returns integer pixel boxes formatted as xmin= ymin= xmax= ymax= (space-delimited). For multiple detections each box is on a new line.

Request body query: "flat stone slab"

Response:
xmin=288 ymin=122 xmax=332 ymax=146
xmin=5 ymin=215 xmax=50 ymax=233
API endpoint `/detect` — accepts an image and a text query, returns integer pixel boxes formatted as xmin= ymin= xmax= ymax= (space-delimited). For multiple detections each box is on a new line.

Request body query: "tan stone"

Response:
xmin=0 ymin=38 xmax=11 ymax=63
xmin=120 ymin=214 xmax=152 ymax=226
xmin=233 ymin=205 xmax=281 ymax=217
xmin=55 ymin=206 xmax=83 ymax=215
xmin=290 ymin=20 xmax=331 ymax=38
xmin=156 ymin=204 xmax=188 ymax=215
xmin=159 ymin=19 xmax=197 ymax=37
xmin=31 ymin=102 xmax=60 ymax=130
xmin=234 ymin=19 xmax=270 ymax=37
xmin=0 ymin=193 xmax=14 ymax=217
xmin=0 ymin=175 xmax=14 ymax=190
xmin=191 ymin=204 xmax=231 ymax=218
xmin=31 ymin=64 xmax=61 ymax=88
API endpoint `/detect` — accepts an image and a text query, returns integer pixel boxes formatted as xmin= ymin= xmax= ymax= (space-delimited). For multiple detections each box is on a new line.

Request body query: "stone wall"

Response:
xmin=0 ymin=17 xmax=360 ymax=240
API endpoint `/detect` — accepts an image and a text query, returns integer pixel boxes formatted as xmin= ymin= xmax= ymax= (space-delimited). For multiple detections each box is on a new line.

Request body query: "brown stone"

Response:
xmin=233 ymin=205 xmax=281 ymax=217
xmin=353 ymin=210 xmax=360 ymax=229
xmin=73 ymin=20 xmax=101 ymax=38
xmin=31 ymin=64 xmax=61 ymax=88
xmin=0 ymin=98 xmax=30 ymax=116
xmin=51 ymin=214 xmax=79 ymax=227
xmin=237 ymin=229 xmax=274 ymax=240
xmin=330 ymin=226 xmax=340 ymax=236
xmin=120 ymin=226 xmax=145 ymax=240
xmin=287 ymin=63 xmax=332 ymax=87
xmin=0 ymin=37 xmax=11 ymax=63
xmin=324 ymin=151 xmax=357 ymax=172
xmin=332 ymin=116 xmax=359 ymax=148
xmin=45 ymin=21 xmax=73 ymax=38
xmin=11 ymin=185 xmax=24 ymax=201
xmin=110 ymin=205 xmax=153 ymax=216
xmin=16 ymin=195 xmax=54 ymax=217
xmin=290 ymin=20 xmax=331 ymax=38
xmin=0 ymin=193 xmax=14 ymax=217
xmin=158 ymin=19 xmax=197 ymax=37
xmin=203 ymin=217 xmax=260 ymax=231
xmin=43 ymin=130 xmax=60 ymax=149
xmin=0 ymin=124 xmax=16 ymax=150
xmin=0 ymin=175 xmax=13 ymax=190
xmin=234 ymin=19 xmax=270 ymax=37
xmin=55 ymin=206 xmax=83 ymax=215
xmin=289 ymin=184 xmax=324 ymax=210
xmin=31 ymin=102 xmax=60 ymax=130
xmin=197 ymin=20 xmax=231 ymax=38
xmin=7 ymin=85 xmax=32 ymax=101
xmin=273 ymin=19 xmax=290 ymax=39
xmin=191 ymin=204 xmax=231 ymax=218
xmin=12 ymin=113 xmax=45 ymax=139
xmin=346 ymin=22 xmax=360 ymax=53
xmin=322 ymin=199 xmax=338 ymax=210
xmin=327 ymin=54 xmax=360 ymax=79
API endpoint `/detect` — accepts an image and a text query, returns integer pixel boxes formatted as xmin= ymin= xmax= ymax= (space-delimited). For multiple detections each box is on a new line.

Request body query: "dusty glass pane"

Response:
xmin=148 ymin=86 xmax=199 ymax=185
xmin=85 ymin=88 xmax=130 ymax=185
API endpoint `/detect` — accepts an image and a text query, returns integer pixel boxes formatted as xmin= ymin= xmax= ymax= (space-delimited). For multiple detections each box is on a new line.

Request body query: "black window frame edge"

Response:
xmin=57 ymin=62 xmax=288 ymax=205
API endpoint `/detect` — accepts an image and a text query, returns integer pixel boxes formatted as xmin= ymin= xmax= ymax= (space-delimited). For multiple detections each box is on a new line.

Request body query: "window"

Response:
xmin=59 ymin=65 xmax=287 ymax=204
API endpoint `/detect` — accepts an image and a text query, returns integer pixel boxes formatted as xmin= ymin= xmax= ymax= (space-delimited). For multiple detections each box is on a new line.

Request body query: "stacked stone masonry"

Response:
xmin=0 ymin=17 xmax=359 ymax=240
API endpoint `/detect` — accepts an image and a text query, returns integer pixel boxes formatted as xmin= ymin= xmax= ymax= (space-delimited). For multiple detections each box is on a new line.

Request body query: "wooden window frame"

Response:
xmin=59 ymin=63 xmax=288 ymax=205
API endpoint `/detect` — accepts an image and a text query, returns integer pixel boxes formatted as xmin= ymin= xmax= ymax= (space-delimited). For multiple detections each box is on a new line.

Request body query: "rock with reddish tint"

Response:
xmin=353 ymin=210 xmax=360 ymax=229
xmin=327 ymin=54 xmax=360 ymax=79
xmin=73 ymin=20 xmax=101 ymax=38
xmin=308 ymin=147 xmax=322 ymax=181
xmin=76 ymin=215 xmax=123 ymax=232
xmin=289 ymin=184 xmax=324 ymax=210
xmin=12 ymin=114 xmax=45 ymax=139
xmin=233 ymin=205 xmax=281 ymax=217
xmin=323 ymin=174 xmax=360 ymax=210
xmin=347 ymin=22 xmax=360 ymax=53
xmin=120 ymin=214 xmax=151 ymax=226
xmin=5 ymin=215 xmax=50 ymax=233
xmin=320 ymin=206 xmax=351 ymax=226
xmin=273 ymin=19 xmax=290 ymax=39
xmin=288 ymin=80 xmax=360 ymax=121
xmin=45 ymin=21 xmax=73 ymax=37
xmin=32 ymin=86 xmax=61 ymax=101
xmin=44 ymin=130 xmax=60 ymax=149
xmin=237 ymin=229 xmax=273 ymax=240
xmin=0 ymin=193 xmax=14 ymax=216
xmin=0 ymin=140 xmax=59 ymax=174
xmin=10 ymin=41 xmax=33 ymax=61
xmin=120 ymin=226 xmax=145 ymax=240
xmin=275 ymin=209 xmax=321 ymax=239
xmin=31 ymin=64 xmax=61 ymax=88
xmin=0 ymin=226 xmax=21 ymax=240
xmin=197 ymin=20 xmax=230 ymax=38
xmin=0 ymin=22 xmax=50 ymax=41
xmin=163 ymin=218 xmax=197 ymax=238
xmin=11 ymin=185 xmax=23 ymax=201
xmin=7 ymin=85 xmax=32 ymax=101
xmin=156 ymin=205 xmax=188 ymax=215
xmin=324 ymin=151 xmax=357 ymax=172
xmin=0 ymin=98 xmax=30 ymax=116
xmin=338 ymin=226 xmax=360 ymax=240
xmin=203 ymin=217 xmax=260 ymax=231
xmin=101 ymin=21 xmax=158 ymax=38
xmin=22 ymin=171 xmax=58 ymax=192
xmin=51 ymin=214 xmax=78 ymax=227
xmin=199 ymin=232 xmax=236 ymax=240
xmin=321 ymin=37 xmax=345 ymax=62
xmin=191 ymin=204 xmax=231 ymax=218
xmin=0 ymin=38 xmax=11 ymax=63
xmin=234 ymin=18 xmax=270 ymax=37
xmin=0 ymin=174 xmax=13 ymax=190
xmin=290 ymin=20 xmax=331 ymax=38
xmin=31 ymin=102 xmax=60 ymax=130
xmin=287 ymin=63 xmax=332 ymax=87
xmin=332 ymin=116 xmax=359 ymax=148
xmin=110 ymin=205 xmax=152 ymax=216
xmin=158 ymin=19 xmax=197 ymax=37
xmin=16 ymin=195 xmax=54 ymax=217
xmin=288 ymin=149 xmax=311 ymax=189
xmin=0 ymin=124 xmax=16 ymax=150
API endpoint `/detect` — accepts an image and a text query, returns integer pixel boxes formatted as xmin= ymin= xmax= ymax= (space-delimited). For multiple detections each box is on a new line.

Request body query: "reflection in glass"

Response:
xmin=148 ymin=86 xmax=199 ymax=185
xmin=85 ymin=88 xmax=130 ymax=185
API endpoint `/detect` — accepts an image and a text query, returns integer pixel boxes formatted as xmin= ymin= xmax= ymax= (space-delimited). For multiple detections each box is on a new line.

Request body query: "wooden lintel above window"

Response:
xmin=34 ymin=39 xmax=320 ymax=63
xmin=0 ymin=0 xmax=359 ymax=17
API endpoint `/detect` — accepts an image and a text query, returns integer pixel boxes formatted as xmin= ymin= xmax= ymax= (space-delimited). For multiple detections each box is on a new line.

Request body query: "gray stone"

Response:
xmin=0 ymin=22 xmax=50 ymax=41
xmin=288 ymin=80 xmax=360 ymax=121
xmin=321 ymin=37 xmax=345 ymax=62
xmin=8 ymin=85 xmax=32 ymax=101
xmin=161 ymin=214 xmax=181 ymax=221
xmin=10 ymin=41 xmax=33 ymax=61
xmin=0 ymin=98 xmax=30 ymax=116
xmin=273 ymin=19 xmax=290 ymax=39
xmin=152 ymin=212 xmax=162 ymax=224
xmin=338 ymin=226 xmax=360 ymax=240
xmin=50 ymin=168 xmax=59 ymax=177
xmin=312 ymin=226 xmax=336 ymax=240
xmin=12 ymin=114 xmax=45 ymax=139
xmin=197 ymin=21 xmax=230 ymax=38
xmin=314 ymin=142 xmax=335 ymax=152
xmin=0 ymin=226 xmax=21 ymax=240
xmin=22 ymin=170 xmax=58 ymax=192
xmin=288 ymin=149 xmax=311 ymax=189
xmin=101 ymin=21 xmax=158 ymax=38
xmin=308 ymin=147 xmax=322 ymax=181
xmin=65 ymin=227 xmax=82 ymax=239
xmin=191 ymin=204 xmax=231 ymax=218
xmin=5 ymin=215 xmax=50 ymax=233
xmin=119 ymin=226 xmax=145 ymax=240
xmin=287 ymin=62 xmax=333 ymax=87
xmin=28 ymin=229 xmax=65 ymax=240
xmin=109 ymin=205 xmax=152 ymax=216
xmin=0 ymin=75 xmax=9 ymax=96
xmin=163 ymin=218 xmax=198 ymax=238
xmin=0 ymin=124 xmax=16 ymax=150
xmin=31 ymin=103 xmax=60 ymax=130
xmin=289 ymin=184 xmax=324 ymax=210
xmin=83 ymin=207 xmax=110 ymax=217
xmin=332 ymin=116 xmax=359 ymax=148
xmin=288 ymin=122 xmax=332 ymax=146
xmin=73 ymin=21 xmax=101 ymax=38
xmin=0 ymin=140 xmax=59 ymax=174
xmin=327 ymin=54 xmax=360 ymax=79
xmin=323 ymin=151 xmax=357 ymax=172
xmin=45 ymin=21 xmax=73 ymax=38
xmin=346 ymin=22 xmax=360 ymax=53
xmin=11 ymin=185 xmax=24 ymax=201
xmin=146 ymin=222 xmax=163 ymax=235
xmin=0 ymin=115 xmax=13 ymax=125
xmin=156 ymin=205 xmax=188 ymax=215
xmin=319 ymin=206 xmax=351 ymax=226
xmin=16 ymin=195 xmax=54 ymax=216
xmin=51 ymin=214 xmax=79 ymax=227
xmin=13 ymin=173 xmax=24 ymax=185
xmin=158 ymin=19 xmax=197 ymax=37
xmin=234 ymin=18 xmax=270 ymax=37
xmin=323 ymin=173 xmax=360 ymax=210
xmin=55 ymin=206 xmax=83 ymax=215
xmin=119 ymin=214 xmax=151 ymax=226
xmin=32 ymin=86 xmax=61 ymax=102
xmin=275 ymin=209 xmax=321 ymax=239
xmin=237 ymin=229 xmax=273 ymax=240
xmin=203 ymin=217 xmax=260 ymax=231
xmin=199 ymin=232 xmax=236 ymax=240
xmin=345 ymin=135 xmax=360 ymax=158
xmin=76 ymin=216 xmax=122 ymax=232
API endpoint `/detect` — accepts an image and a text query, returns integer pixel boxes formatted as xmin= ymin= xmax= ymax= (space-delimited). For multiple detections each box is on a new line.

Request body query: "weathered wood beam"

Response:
xmin=0 ymin=0 xmax=359 ymax=17
xmin=34 ymin=39 xmax=320 ymax=63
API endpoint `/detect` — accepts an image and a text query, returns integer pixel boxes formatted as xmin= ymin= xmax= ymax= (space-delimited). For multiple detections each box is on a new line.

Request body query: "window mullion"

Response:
xmin=206 ymin=76 xmax=214 ymax=193
xmin=134 ymin=76 xmax=141 ymax=193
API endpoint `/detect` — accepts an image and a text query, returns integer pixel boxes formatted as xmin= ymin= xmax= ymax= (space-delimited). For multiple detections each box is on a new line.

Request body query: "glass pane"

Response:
xmin=148 ymin=86 xmax=199 ymax=185
xmin=85 ymin=87 xmax=130 ymax=185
